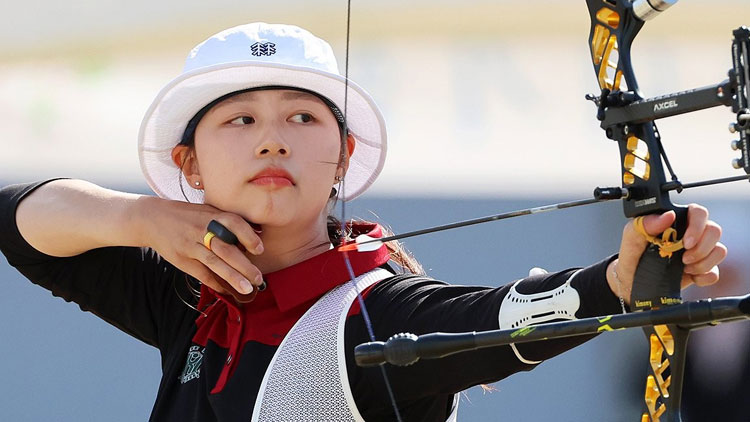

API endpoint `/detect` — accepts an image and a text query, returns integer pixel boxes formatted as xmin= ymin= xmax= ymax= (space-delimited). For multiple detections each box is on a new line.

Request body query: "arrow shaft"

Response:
xmin=365 ymin=197 xmax=606 ymax=246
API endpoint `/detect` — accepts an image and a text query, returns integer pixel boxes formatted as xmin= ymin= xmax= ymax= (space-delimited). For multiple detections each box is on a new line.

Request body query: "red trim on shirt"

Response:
xmin=346 ymin=283 xmax=378 ymax=317
xmin=191 ymin=222 xmax=390 ymax=394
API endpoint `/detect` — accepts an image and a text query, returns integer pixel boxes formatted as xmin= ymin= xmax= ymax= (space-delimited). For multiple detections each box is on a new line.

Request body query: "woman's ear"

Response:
xmin=339 ymin=133 xmax=356 ymax=177
xmin=346 ymin=133 xmax=356 ymax=159
xmin=171 ymin=145 xmax=202 ymax=186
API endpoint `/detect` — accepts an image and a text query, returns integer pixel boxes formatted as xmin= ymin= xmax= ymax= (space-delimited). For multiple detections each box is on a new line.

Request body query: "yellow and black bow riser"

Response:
xmin=586 ymin=0 xmax=749 ymax=420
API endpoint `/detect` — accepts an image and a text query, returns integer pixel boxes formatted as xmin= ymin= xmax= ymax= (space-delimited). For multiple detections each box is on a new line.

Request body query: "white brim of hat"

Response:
xmin=138 ymin=61 xmax=387 ymax=203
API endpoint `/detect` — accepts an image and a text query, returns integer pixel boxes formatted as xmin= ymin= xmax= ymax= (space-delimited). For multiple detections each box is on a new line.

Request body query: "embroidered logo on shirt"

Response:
xmin=250 ymin=42 xmax=276 ymax=56
xmin=178 ymin=345 xmax=205 ymax=384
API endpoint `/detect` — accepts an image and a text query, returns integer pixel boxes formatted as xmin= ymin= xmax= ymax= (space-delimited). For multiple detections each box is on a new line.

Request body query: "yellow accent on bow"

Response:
xmin=633 ymin=216 xmax=684 ymax=259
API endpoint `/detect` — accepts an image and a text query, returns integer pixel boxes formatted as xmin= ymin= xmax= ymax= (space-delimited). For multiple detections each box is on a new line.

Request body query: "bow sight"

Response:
xmin=354 ymin=1 xmax=750 ymax=422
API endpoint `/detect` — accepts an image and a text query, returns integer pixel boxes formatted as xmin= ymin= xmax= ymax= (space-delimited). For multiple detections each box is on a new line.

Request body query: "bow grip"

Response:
xmin=630 ymin=206 xmax=688 ymax=311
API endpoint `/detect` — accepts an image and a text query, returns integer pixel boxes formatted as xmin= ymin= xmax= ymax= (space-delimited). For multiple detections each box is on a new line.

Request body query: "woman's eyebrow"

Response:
xmin=208 ymin=97 xmax=250 ymax=114
xmin=214 ymin=91 xmax=321 ymax=110
xmin=217 ymin=93 xmax=258 ymax=106
xmin=280 ymin=91 xmax=321 ymax=102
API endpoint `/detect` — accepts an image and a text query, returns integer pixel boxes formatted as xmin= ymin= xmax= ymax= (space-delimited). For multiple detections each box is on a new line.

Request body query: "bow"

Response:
xmin=585 ymin=0 xmax=748 ymax=419
xmin=346 ymin=1 xmax=750 ymax=421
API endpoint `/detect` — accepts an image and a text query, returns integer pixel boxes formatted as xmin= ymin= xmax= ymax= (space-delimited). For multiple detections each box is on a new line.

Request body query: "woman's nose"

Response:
xmin=255 ymin=138 xmax=290 ymax=157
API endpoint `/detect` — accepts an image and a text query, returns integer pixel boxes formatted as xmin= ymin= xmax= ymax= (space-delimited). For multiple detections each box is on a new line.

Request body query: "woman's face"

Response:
xmin=190 ymin=89 xmax=347 ymax=228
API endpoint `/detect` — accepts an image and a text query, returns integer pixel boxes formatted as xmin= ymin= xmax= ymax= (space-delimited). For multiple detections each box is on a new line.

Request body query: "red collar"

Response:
xmin=197 ymin=222 xmax=390 ymax=312
xmin=265 ymin=223 xmax=389 ymax=312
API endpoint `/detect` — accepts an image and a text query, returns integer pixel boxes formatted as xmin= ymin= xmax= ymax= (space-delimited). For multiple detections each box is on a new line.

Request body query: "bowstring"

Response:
xmin=340 ymin=1 xmax=403 ymax=420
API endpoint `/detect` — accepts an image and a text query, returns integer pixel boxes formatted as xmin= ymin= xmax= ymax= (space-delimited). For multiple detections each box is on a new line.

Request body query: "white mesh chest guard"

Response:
xmin=252 ymin=268 xmax=460 ymax=421
xmin=251 ymin=268 xmax=391 ymax=421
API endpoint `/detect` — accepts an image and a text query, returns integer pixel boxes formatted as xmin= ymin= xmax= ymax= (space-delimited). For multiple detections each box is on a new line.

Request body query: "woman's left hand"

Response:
xmin=607 ymin=204 xmax=727 ymax=306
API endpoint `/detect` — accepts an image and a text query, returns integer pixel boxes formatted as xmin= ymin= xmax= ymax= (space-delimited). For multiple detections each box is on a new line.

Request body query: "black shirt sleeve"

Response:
xmin=0 ymin=181 xmax=196 ymax=355
xmin=346 ymin=259 xmax=621 ymax=420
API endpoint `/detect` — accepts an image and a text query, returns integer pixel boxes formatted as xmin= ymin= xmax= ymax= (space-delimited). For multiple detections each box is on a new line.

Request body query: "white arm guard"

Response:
xmin=498 ymin=269 xmax=582 ymax=365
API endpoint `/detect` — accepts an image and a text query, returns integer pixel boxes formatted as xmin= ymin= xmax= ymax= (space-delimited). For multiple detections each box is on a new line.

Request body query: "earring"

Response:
xmin=334 ymin=175 xmax=343 ymax=183
xmin=194 ymin=181 xmax=201 ymax=187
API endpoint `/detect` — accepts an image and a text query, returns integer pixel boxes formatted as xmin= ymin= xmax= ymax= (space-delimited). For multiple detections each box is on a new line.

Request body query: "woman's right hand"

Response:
xmin=14 ymin=180 xmax=263 ymax=302
xmin=138 ymin=196 xmax=265 ymax=302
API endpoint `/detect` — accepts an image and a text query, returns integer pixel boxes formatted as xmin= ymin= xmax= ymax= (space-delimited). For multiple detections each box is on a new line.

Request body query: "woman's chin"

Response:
xmin=212 ymin=192 xmax=329 ymax=228
xmin=238 ymin=209 xmax=296 ymax=228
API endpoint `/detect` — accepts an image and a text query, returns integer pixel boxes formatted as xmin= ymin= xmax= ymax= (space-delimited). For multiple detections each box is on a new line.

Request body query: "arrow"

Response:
xmin=338 ymin=195 xmax=618 ymax=252
xmin=339 ymin=170 xmax=750 ymax=254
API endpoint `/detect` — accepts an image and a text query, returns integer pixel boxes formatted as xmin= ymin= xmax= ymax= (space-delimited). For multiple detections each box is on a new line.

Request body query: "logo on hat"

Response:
xmin=251 ymin=42 xmax=276 ymax=57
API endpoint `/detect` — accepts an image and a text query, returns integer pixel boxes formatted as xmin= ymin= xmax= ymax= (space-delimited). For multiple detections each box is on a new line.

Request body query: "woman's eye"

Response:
xmin=289 ymin=113 xmax=313 ymax=123
xmin=230 ymin=116 xmax=255 ymax=125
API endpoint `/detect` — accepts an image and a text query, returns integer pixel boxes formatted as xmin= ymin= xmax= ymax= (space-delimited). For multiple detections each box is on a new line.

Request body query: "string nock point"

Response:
xmin=338 ymin=243 xmax=359 ymax=252
xmin=338 ymin=235 xmax=381 ymax=253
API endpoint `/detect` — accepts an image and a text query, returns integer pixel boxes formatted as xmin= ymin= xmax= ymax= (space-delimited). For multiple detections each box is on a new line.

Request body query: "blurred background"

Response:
xmin=1 ymin=0 xmax=748 ymax=420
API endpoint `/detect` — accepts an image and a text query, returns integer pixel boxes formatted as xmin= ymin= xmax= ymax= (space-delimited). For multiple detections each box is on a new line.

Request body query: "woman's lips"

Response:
xmin=251 ymin=177 xmax=293 ymax=186
xmin=249 ymin=168 xmax=295 ymax=187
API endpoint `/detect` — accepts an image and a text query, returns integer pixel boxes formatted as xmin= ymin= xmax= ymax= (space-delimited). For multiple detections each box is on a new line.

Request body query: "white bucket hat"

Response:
xmin=138 ymin=22 xmax=387 ymax=202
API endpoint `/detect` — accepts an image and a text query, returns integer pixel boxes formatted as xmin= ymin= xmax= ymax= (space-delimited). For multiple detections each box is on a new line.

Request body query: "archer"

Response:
xmin=0 ymin=21 xmax=725 ymax=421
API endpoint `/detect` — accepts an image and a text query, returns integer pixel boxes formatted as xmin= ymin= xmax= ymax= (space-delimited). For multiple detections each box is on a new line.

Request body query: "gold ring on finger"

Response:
xmin=203 ymin=231 xmax=217 ymax=250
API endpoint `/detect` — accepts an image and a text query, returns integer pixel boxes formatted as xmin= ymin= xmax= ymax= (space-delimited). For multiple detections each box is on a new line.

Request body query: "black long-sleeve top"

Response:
xmin=0 ymin=180 xmax=622 ymax=421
